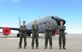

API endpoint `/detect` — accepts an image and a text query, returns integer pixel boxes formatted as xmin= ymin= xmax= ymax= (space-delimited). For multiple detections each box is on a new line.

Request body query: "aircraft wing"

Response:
xmin=0 ymin=27 xmax=32 ymax=32
xmin=0 ymin=27 xmax=19 ymax=30
xmin=0 ymin=27 xmax=32 ymax=37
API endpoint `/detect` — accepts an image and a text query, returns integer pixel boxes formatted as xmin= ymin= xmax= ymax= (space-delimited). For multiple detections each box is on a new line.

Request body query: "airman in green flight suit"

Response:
xmin=19 ymin=21 xmax=27 ymax=49
xmin=44 ymin=21 xmax=52 ymax=49
xmin=31 ymin=20 xmax=39 ymax=49
xmin=58 ymin=21 xmax=66 ymax=49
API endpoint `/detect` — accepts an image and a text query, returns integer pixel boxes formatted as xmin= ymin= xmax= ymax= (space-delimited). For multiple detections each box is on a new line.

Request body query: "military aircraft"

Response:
xmin=0 ymin=16 xmax=66 ymax=37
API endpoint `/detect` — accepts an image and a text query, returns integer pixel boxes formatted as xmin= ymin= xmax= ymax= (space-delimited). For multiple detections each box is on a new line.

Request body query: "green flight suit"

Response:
xmin=58 ymin=25 xmax=66 ymax=49
xmin=31 ymin=25 xmax=39 ymax=48
xmin=45 ymin=25 xmax=52 ymax=49
xmin=19 ymin=25 xmax=27 ymax=48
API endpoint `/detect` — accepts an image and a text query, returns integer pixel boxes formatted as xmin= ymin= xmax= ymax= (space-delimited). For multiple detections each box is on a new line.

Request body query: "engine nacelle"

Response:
xmin=52 ymin=30 xmax=59 ymax=36
xmin=2 ymin=27 xmax=11 ymax=36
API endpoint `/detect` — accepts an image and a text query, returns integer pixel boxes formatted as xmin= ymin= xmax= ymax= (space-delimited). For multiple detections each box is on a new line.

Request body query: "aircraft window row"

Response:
xmin=38 ymin=22 xmax=46 ymax=25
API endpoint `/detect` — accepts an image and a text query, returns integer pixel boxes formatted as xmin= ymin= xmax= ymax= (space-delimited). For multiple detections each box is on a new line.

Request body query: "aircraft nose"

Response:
xmin=51 ymin=16 xmax=66 ymax=25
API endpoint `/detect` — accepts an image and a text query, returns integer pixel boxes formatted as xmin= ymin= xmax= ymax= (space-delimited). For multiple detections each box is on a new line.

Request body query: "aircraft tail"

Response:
xmin=19 ymin=16 xmax=21 ymax=27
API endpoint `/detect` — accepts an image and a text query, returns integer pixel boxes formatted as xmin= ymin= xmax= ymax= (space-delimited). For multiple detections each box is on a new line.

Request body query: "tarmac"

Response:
xmin=0 ymin=34 xmax=82 ymax=52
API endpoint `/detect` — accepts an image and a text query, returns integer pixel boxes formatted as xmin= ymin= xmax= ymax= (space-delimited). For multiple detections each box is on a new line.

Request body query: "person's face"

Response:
xmin=46 ymin=21 xmax=50 ymax=26
xmin=60 ymin=21 xmax=63 ymax=25
xmin=23 ymin=22 xmax=25 ymax=25
xmin=34 ymin=21 xmax=37 ymax=25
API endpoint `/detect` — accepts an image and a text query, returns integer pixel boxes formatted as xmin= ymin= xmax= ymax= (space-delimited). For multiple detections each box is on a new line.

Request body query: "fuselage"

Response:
xmin=26 ymin=16 xmax=62 ymax=33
